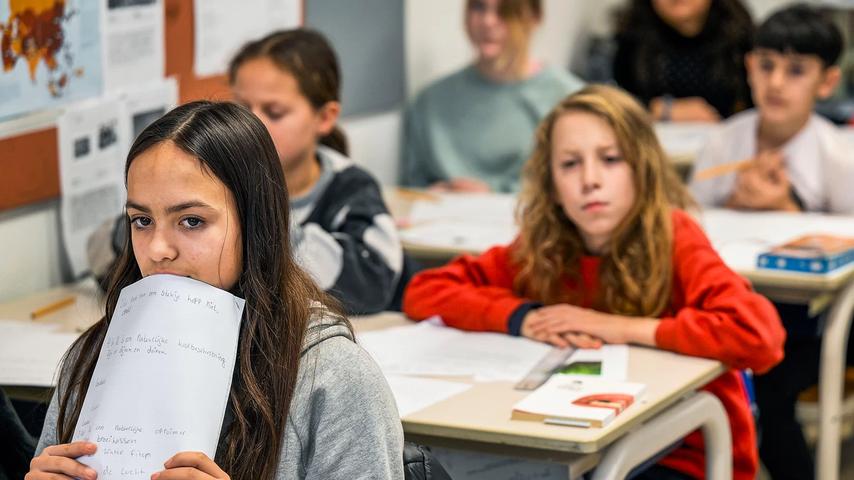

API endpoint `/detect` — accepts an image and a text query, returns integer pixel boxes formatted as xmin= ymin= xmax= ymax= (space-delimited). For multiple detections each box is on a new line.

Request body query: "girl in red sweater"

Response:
xmin=403 ymin=85 xmax=785 ymax=480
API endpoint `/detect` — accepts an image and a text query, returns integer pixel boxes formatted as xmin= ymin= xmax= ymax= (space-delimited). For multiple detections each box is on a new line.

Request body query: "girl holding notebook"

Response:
xmin=403 ymin=85 xmax=785 ymax=480
xmin=28 ymin=102 xmax=403 ymax=480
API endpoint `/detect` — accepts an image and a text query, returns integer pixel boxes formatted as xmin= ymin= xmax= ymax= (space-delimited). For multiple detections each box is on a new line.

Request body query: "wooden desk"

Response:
xmin=0 ymin=279 xmax=103 ymax=400
xmin=354 ymin=312 xmax=730 ymax=479
xmin=0 ymin=278 xmax=103 ymax=332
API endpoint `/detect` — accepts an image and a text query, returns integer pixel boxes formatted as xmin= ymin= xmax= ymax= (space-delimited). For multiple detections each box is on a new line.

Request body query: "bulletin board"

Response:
xmin=0 ymin=0 xmax=233 ymax=213
xmin=0 ymin=0 xmax=403 ymax=212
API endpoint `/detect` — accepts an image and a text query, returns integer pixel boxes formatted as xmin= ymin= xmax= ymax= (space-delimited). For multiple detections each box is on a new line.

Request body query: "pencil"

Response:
xmin=692 ymin=158 xmax=753 ymax=181
xmin=30 ymin=296 xmax=76 ymax=319
xmin=395 ymin=187 xmax=440 ymax=203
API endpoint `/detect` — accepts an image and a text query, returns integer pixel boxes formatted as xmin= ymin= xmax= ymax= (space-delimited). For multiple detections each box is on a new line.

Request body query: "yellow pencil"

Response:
xmin=30 ymin=296 xmax=76 ymax=319
xmin=692 ymin=158 xmax=753 ymax=181
xmin=395 ymin=187 xmax=441 ymax=203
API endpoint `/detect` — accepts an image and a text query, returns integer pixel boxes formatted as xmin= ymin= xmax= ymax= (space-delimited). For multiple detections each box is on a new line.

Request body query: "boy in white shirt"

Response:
xmin=690 ymin=6 xmax=853 ymax=479
xmin=690 ymin=6 xmax=853 ymax=215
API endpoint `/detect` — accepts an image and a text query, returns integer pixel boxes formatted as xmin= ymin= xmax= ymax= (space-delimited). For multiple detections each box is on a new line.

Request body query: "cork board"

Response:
xmin=0 ymin=0 xmax=238 ymax=212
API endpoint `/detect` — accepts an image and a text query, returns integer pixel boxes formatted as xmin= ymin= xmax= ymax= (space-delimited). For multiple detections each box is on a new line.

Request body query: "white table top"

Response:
xmin=354 ymin=312 xmax=724 ymax=455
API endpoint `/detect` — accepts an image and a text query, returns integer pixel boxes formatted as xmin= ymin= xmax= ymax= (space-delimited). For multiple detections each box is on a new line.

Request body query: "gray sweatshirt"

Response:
xmin=36 ymin=311 xmax=405 ymax=479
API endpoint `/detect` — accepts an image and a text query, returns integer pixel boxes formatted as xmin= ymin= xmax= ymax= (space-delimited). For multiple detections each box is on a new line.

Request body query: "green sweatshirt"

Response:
xmin=402 ymin=64 xmax=584 ymax=193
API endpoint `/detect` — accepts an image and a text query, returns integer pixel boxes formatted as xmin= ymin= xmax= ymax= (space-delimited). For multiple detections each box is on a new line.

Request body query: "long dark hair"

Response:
xmin=615 ymin=0 xmax=754 ymax=114
xmin=54 ymin=101 xmax=343 ymax=480
xmin=228 ymin=29 xmax=348 ymax=155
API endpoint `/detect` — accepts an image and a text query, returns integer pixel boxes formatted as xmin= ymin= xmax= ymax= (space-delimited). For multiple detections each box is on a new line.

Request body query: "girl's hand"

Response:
xmin=26 ymin=441 xmax=98 ymax=480
xmin=651 ymin=96 xmax=721 ymax=123
xmin=152 ymin=452 xmax=229 ymax=480
xmin=522 ymin=304 xmax=659 ymax=347
xmin=521 ymin=308 xmax=603 ymax=348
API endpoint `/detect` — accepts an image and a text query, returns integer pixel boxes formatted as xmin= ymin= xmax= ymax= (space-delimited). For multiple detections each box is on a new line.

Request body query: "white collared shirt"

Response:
xmin=689 ymin=109 xmax=854 ymax=214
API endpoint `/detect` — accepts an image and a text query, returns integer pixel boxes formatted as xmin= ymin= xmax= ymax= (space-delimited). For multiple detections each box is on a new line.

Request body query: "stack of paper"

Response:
xmin=357 ymin=320 xmax=552 ymax=382
xmin=0 ymin=321 xmax=80 ymax=387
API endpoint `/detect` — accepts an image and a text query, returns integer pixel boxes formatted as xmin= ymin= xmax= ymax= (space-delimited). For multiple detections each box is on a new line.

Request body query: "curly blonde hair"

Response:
xmin=512 ymin=85 xmax=694 ymax=316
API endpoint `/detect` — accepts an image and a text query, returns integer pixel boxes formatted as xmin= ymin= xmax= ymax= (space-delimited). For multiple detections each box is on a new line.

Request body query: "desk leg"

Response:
xmin=817 ymin=279 xmax=854 ymax=480
xmin=591 ymin=391 xmax=731 ymax=480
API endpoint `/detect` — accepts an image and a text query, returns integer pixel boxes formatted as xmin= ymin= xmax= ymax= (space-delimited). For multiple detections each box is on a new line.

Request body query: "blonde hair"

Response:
xmin=512 ymin=84 xmax=694 ymax=316
xmin=467 ymin=0 xmax=541 ymax=79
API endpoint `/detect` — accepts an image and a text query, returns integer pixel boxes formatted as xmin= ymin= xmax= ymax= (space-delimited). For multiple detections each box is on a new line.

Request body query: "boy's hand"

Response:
xmin=152 ymin=452 xmax=229 ymax=480
xmin=726 ymin=151 xmax=801 ymax=211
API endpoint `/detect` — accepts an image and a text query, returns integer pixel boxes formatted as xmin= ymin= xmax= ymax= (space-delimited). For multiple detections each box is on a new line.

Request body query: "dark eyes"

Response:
xmin=130 ymin=216 xmax=151 ymax=229
xmin=759 ymin=59 xmax=804 ymax=76
xmin=180 ymin=217 xmax=204 ymax=229
xmin=128 ymin=216 xmax=204 ymax=229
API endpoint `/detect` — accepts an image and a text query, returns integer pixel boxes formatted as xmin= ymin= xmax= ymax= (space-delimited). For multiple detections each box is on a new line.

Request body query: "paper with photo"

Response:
xmin=560 ymin=345 xmax=629 ymax=381
xmin=72 ymin=274 xmax=244 ymax=479
xmin=0 ymin=321 xmax=80 ymax=387
xmin=357 ymin=319 xmax=552 ymax=382
xmin=193 ymin=0 xmax=301 ymax=77
xmin=102 ymin=0 xmax=164 ymax=91
xmin=58 ymin=97 xmax=129 ymax=278
xmin=384 ymin=375 xmax=471 ymax=417
xmin=120 ymin=78 xmax=178 ymax=140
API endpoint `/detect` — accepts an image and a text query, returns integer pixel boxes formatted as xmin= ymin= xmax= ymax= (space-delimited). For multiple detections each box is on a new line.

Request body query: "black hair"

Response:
xmin=57 ymin=101 xmax=343 ymax=480
xmin=755 ymin=3 xmax=843 ymax=67
xmin=228 ymin=29 xmax=348 ymax=155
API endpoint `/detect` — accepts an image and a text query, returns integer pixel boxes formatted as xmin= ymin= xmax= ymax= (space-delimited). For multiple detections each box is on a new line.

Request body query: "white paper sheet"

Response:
xmin=0 ymin=321 xmax=80 ymax=386
xmin=401 ymin=192 xmax=518 ymax=251
xmin=406 ymin=192 xmax=517 ymax=225
xmin=384 ymin=375 xmax=471 ymax=417
xmin=58 ymin=98 xmax=129 ymax=278
xmin=399 ymin=221 xmax=518 ymax=253
xmin=72 ymin=275 xmax=244 ymax=479
xmin=654 ymin=122 xmax=720 ymax=159
xmin=700 ymin=209 xmax=854 ymax=272
xmin=193 ymin=0 xmax=301 ymax=77
xmin=357 ymin=319 xmax=552 ymax=382
xmin=102 ymin=0 xmax=164 ymax=91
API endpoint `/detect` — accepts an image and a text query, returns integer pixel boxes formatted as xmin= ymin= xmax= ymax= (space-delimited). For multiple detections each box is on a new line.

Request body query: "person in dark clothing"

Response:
xmin=0 ymin=388 xmax=36 ymax=480
xmin=613 ymin=0 xmax=754 ymax=122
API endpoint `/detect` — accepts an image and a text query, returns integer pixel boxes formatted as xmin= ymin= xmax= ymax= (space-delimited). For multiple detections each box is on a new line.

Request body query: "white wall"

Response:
xmin=0 ymin=204 xmax=64 ymax=301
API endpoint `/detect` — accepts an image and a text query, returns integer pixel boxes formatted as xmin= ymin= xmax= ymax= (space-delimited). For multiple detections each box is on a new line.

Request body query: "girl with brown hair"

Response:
xmin=403 ymin=85 xmax=785 ymax=480
xmin=28 ymin=101 xmax=403 ymax=480
xmin=402 ymin=0 xmax=584 ymax=193
xmin=229 ymin=29 xmax=405 ymax=315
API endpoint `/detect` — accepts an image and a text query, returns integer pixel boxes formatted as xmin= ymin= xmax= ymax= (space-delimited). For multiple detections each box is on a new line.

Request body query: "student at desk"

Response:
xmin=89 ymin=29 xmax=406 ymax=315
xmin=403 ymin=85 xmax=785 ymax=480
xmin=689 ymin=6 xmax=854 ymax=478
xmin=613 ymin=0 xmax=754 ymax=122
xmin=401 ymin=0 xmax=584 ymax=193
xmin=28 ymin=102 xmax=403 ymax=480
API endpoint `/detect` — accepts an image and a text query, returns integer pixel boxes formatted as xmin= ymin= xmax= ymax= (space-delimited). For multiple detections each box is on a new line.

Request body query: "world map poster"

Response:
xmin=0 ymin=0 xmax=103 ymax=119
